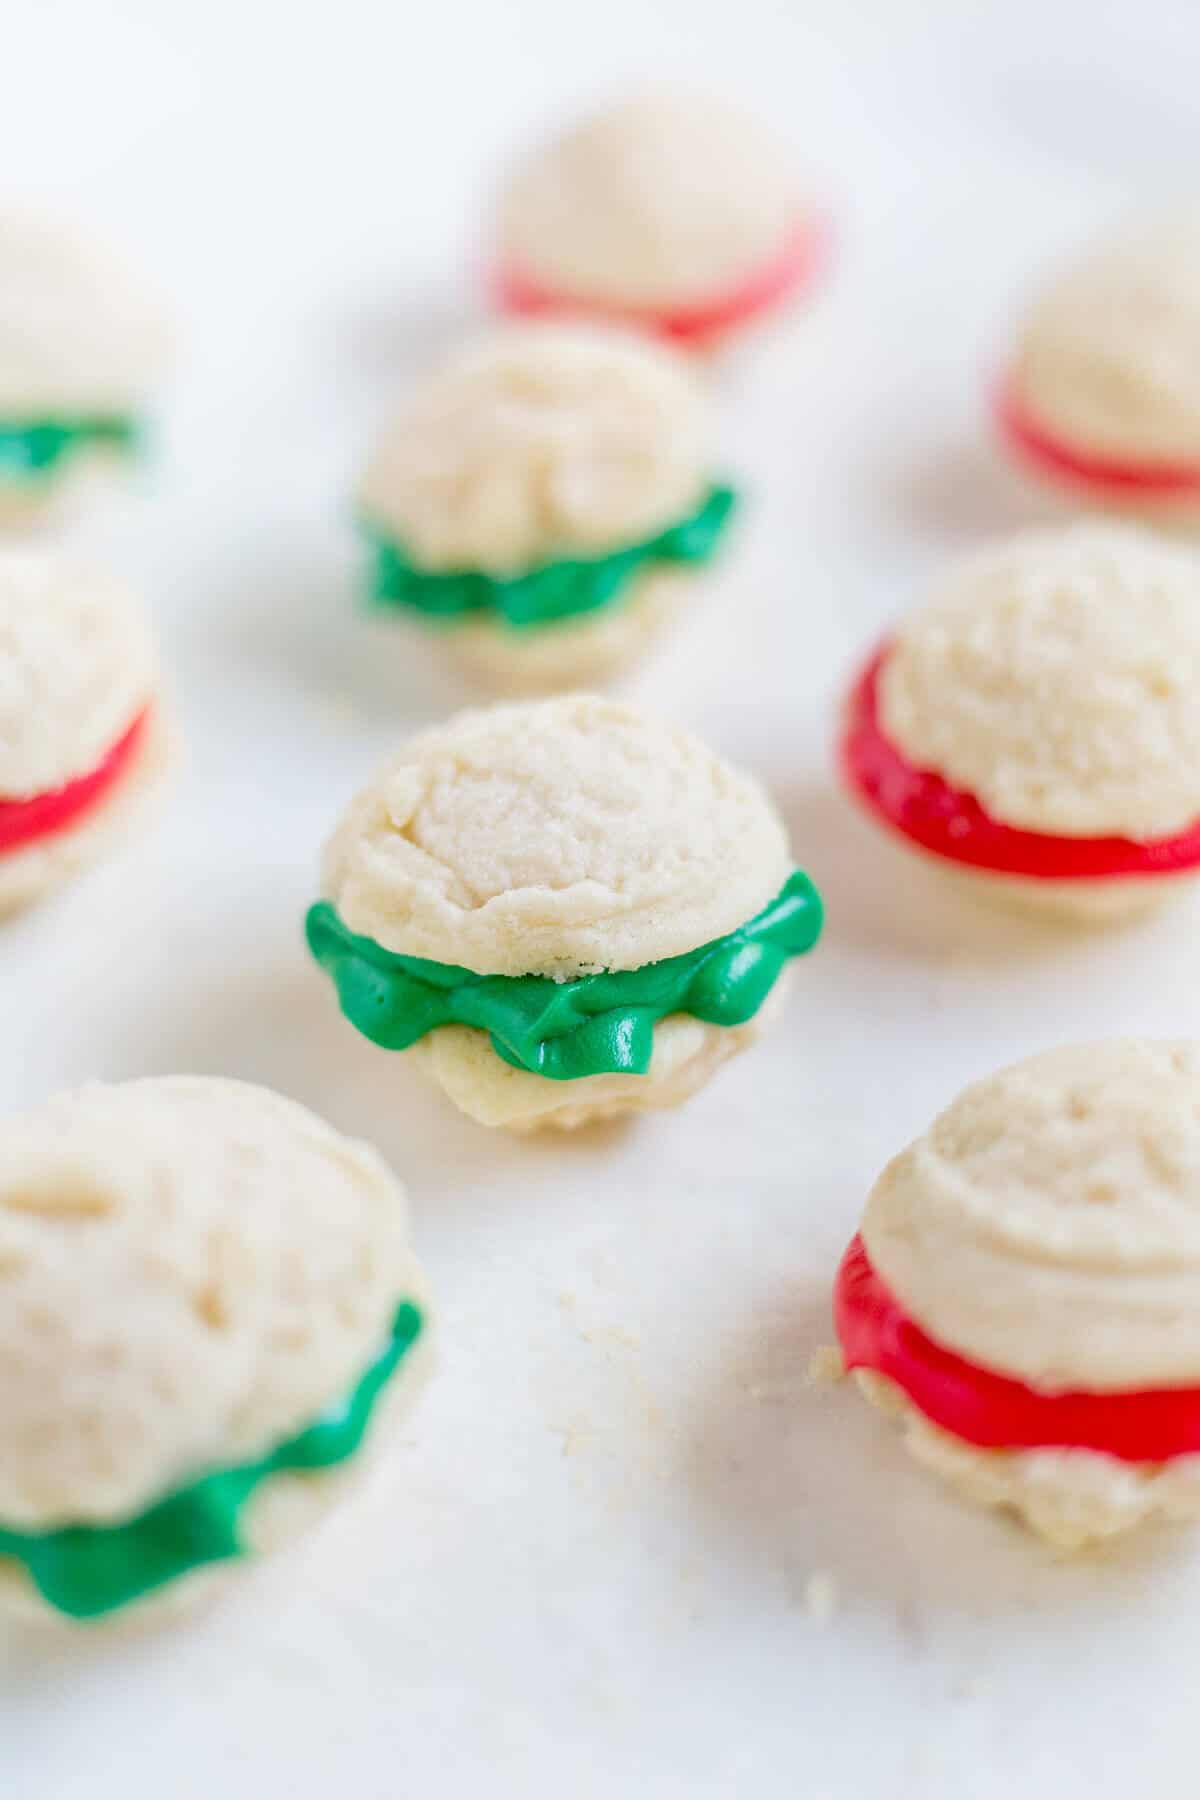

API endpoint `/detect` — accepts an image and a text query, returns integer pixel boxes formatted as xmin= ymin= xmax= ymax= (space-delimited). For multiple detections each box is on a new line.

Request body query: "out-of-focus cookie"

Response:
xmin=0 ymin=214 xmax=168 ymax=525
xmin=359 ymin=323 xmax=737 ymax=689
xmin=0 ymin=1076 xmax=431 ymax=1624
xmin=840 ymin=522 xmax=1200 ymax=922
xmin=996 ymin=213 xmax=1200 ymax=517
xmin=0 ymin=550 xmax=175 ymax=915
xmin=492 ymin=89 xmax=826 ymax=352
xmin=836 ymin=1040 xmax=1200 ymax=1548
xmin=306 ymin=694 xmax=823 ymax=1131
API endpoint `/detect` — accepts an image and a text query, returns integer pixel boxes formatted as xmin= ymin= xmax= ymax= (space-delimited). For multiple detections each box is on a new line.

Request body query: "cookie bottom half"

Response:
xmin=933 ymin=859 xmax=1198 ymax=925
xmin=0 ymin=445 xmax=133 ymax=530
xmin=863 ymin=822 xmax=1199 ymax=925
xmin=436 ymin=566 xmax=694 ymax=692
xmin=409 ymin=983 xmax=787 ymax=1130
xmin=856 ymin=1370 xmax=1200 ymax=1549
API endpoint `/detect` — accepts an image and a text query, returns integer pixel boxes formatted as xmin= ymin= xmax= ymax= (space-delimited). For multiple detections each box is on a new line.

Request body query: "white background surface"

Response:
xmin=5 ymin=2 xmax=1200 ymax=1794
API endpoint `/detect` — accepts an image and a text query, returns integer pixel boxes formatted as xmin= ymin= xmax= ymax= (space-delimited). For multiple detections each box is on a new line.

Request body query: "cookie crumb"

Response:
xmin=803 ymin=1570 xmax=838 ymax=1625
xmin=806 ymin=1345 xmax=846 ymax=1387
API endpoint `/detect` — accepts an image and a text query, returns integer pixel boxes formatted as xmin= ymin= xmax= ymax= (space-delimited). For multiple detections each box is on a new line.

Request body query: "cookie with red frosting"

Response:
xmin=492 ymin=89 xmax=826 ymax=353
xmin=840 ymin=523 xmax=1200 ymax=922
xmin=998 ymin=214 xmax=1200 ymax=514
xmin=835 ymin=1040 xmax=1200 ymax=1548
xmin=0 ymin=550 xmax=173 ymax=914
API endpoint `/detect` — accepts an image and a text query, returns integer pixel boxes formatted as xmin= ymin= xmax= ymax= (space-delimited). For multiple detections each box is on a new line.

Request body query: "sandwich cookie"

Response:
xmin=0 ymin=550 xmax=173 ymax=915
xmin=492 ymin=89 xmax=827 ymax=352
xmin=840 ymin=522 xmax=1200 ymax=922
xmin=359 ymin=323 xmax=737 ymax=689
xmin=997 ymin=214 xmax=1200 ymax=516
xmin=306 ymin=694 xmax=823 ymax=1131
xmin=0 ymin=213 xmax=168 ymax=525
xmin=836 ymin=1041 xmax=1200 ymax=1548
xmin=0 ymin=1077 xmax=431 ymax=1623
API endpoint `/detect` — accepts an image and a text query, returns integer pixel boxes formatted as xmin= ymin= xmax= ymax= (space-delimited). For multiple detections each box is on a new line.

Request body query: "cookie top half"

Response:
xmin=863 ymin=1040 xmax=1200 ymax=1393
xmin=1012 ymin=214 xmax=1200 ymax=463
xmin=321 ymin=694 xmax=792 ymax=979
xmin=0 ymin=212 xmax=169 ymax=415
xmin=0 ymin=550 xmax=159 ymax=799
xmin=0 ymin=1077 xmax=418 ymax=1529
xmin=496 ymin=89 xmax=804 ymax=308
xmin=361 ymin=324 xmax=710 ymax=576
xmin=878 ymin=523 xmax=1200 ymax=840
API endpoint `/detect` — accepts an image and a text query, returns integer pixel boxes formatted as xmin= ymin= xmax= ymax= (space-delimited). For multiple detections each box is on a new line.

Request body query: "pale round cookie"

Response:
xmin=0 ymin=1076 xmax=431 ymax=1624
xmin=927 ymin=861 xmax=1200 ymax=927
xmin=322 ymin=693 xmax=791 ymax=978
xmin=411 ymin=978 xmax=789 ymax=1132
xmin=1010 ymin=214 xmax=1200 ymax=474
xmin=842 ymin=1040 xmax=1200 ymax=1545
xmin=881 ymin=525 xmax=1200 ymax=842
xmin=442 ymin=567 xmax=691 ymax=692
xmin=496 ymin=88 xmax=809 ymax=313
xmin=313 ymin=694 xmax=806 ymax=1131
xmin=0 ymin=212 xmax=167 ymax=416
xmin=0 ymin=213 xmax=168 ymax=523
xmin=360 ymin=324 xmax=725 ymax=688
xmin=362 ymin=322 xmax=709 ymax=570
xmin=0 ymin=549 xmax=171 ymax=913
xmin=0 ymin=448 xmax=132 ymax=532
xmin=864 ymin=522 xmax=1200 ymax=920
xmin=865 ymin=1040 xmax=1200 ymax=1392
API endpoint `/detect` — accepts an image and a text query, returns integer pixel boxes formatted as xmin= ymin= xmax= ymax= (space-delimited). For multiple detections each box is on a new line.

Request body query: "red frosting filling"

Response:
xmin=995 ymin=378 xmax=1200 ymax=498
xmin=835 ymin=1233 xmax=1200 ymax=1463
xmin=840 ymin=647 xmax=1200 ymax=881
xmin=0 ymin=707 xmax=149 ymax=856
xmin=493 ymin=217 xmax=828 ymax=346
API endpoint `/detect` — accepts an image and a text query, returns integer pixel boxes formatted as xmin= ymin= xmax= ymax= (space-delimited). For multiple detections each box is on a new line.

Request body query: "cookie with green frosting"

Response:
xmin=362 ymin=481 xmax=736 ymax=631
xmin=357 ymin=323 xmax=737 ymax=686
xmin=311 ymin=693 xmax=822 ymax=1129
xmin=0 ymin=212 xmax=168 ymax=520
xmin=307 ymin=868 xmax=820 ymax=1080
xmin=0 ymin=416 xmax=140 ymax=483
xmin=0 ymin=1078 xmax=430 ymax=1623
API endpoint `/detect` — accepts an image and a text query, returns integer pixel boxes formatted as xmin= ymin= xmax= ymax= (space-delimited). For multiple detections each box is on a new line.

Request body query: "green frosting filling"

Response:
xmin=362 ymin=481 xmax=737 ymax=631
xmin=306 ymin=870 xmax=822 ymax=1082
xmin=0 ymin=415 xmax=140 ymax=481
xmin=0 ymin=1299 xmax=424 ymax=1621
